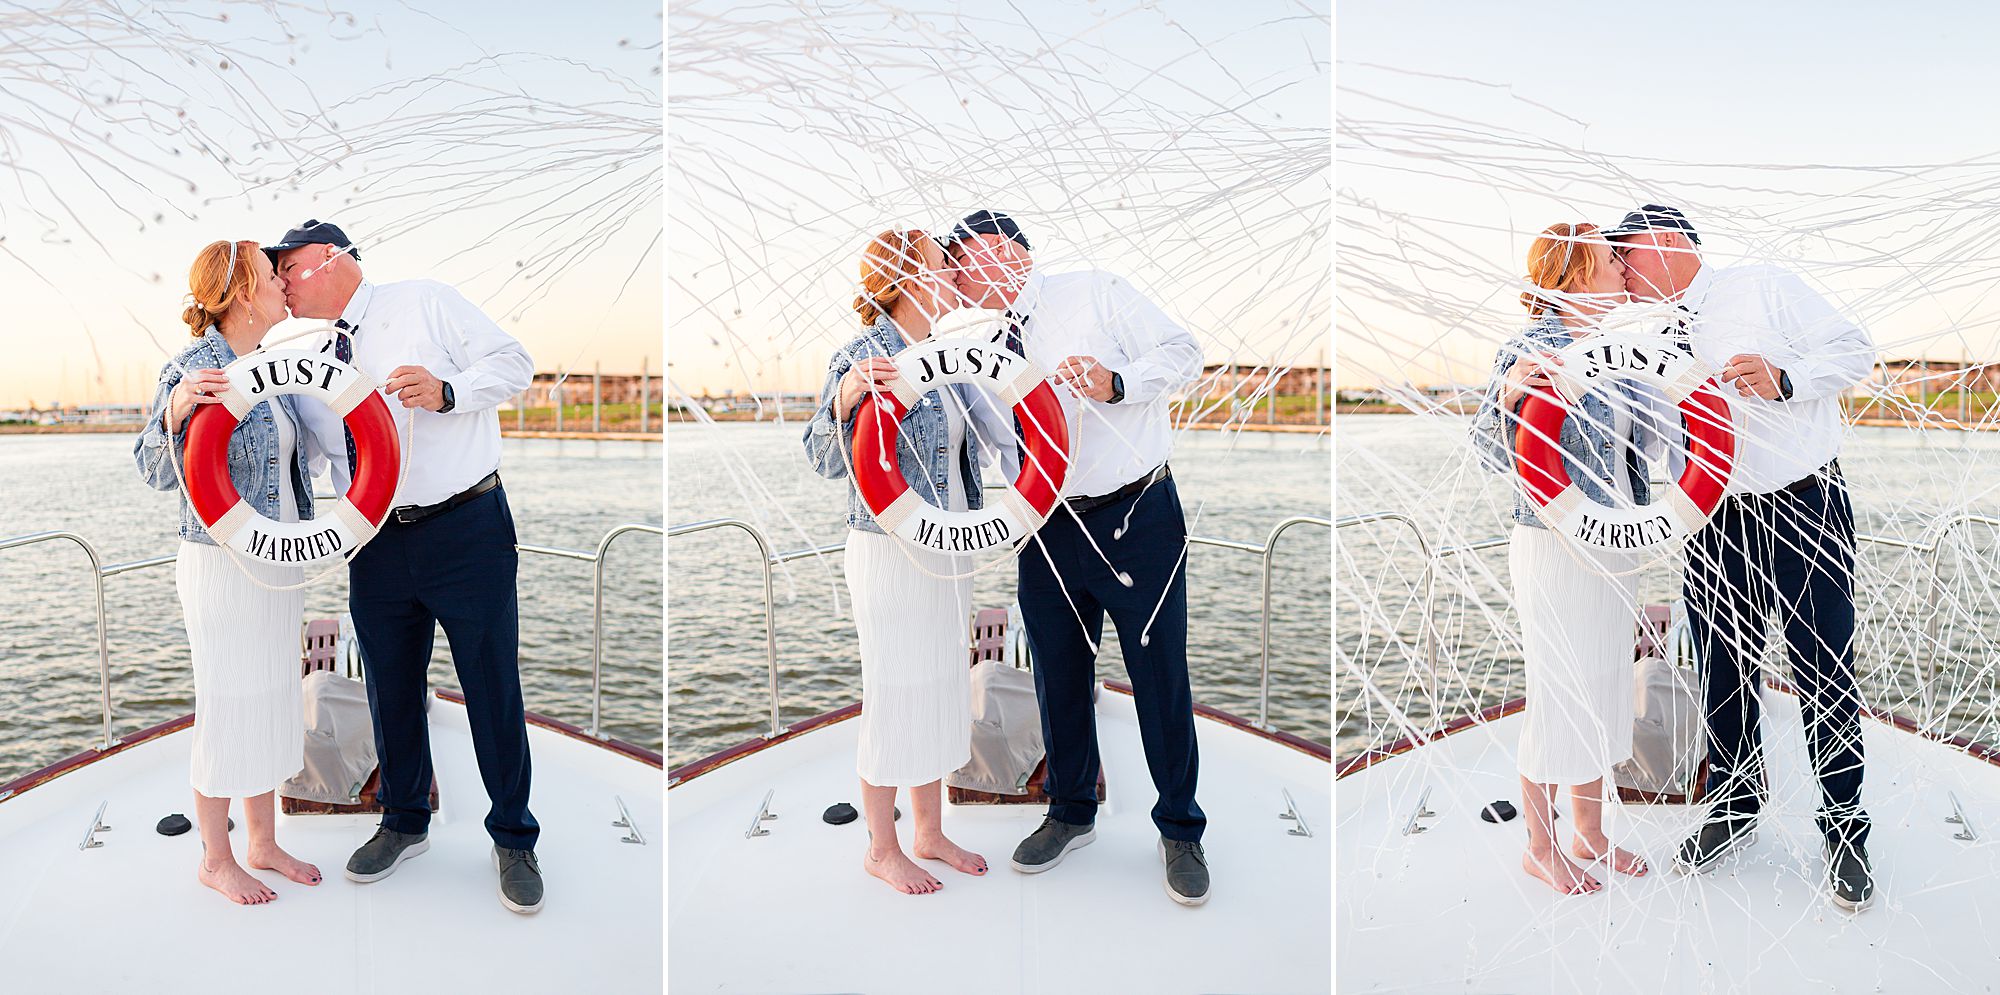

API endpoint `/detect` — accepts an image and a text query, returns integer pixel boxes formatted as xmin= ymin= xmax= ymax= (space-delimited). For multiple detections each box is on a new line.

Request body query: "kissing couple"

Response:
xmin=136 ymin=220 xmax=546 ymax=912
xmin=1473 ymin=205 xmax=1877 ymax=910
xmin=803 ymin=211 xmax=1212 ymax=907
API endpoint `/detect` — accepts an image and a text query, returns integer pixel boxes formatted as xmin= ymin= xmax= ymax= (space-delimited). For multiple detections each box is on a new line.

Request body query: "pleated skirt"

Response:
xmin=1510 ymin=524 xmax=1641 ymax=786
xmin=846 ymin=529 xmax=974 ymax=788
xmin=177 ymin=541 xmax=307 ymax=798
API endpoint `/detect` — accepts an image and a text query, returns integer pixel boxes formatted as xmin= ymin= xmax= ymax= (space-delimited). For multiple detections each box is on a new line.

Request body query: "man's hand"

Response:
xmin=385 ymin=365 xmax=449 ymax=411
xmin=1720 ymin=354 xmax=1786 ymax=400
xmin=1056 ymin=355 xmax=1117 ymax=402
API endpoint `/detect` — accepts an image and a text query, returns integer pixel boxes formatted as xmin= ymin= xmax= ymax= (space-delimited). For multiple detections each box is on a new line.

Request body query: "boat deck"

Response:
xmin=0 ymin=694 xmax=662 ymax=992
xmin=668 ymin=684 xmax=1332 ymax=994
xmin=1337 ymin=689 xmax=2000 ymax=994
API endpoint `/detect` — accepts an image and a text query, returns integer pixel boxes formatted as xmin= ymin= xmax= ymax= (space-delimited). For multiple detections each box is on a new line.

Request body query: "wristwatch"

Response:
xmin=438 ymin=380 xmax=457 ymax=414
xmin=1107 ymin=371 xmax=1125 ymax=404
xmin=1778 ymin=370 xmax=1794 ymax=401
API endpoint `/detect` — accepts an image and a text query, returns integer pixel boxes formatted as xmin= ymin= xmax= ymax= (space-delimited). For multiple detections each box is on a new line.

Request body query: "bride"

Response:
xmin=1470 ymin=222 xmax=1662 ymax=895
xmin=802 ymin=228 xmax=1016 ymax=894
xmin=135 ymin=240 xmax=336 ymax=904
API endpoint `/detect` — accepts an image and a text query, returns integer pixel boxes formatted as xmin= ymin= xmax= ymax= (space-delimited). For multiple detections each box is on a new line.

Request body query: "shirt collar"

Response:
xmin=1678 ymin=264 xmax=1715 ymax=310
xmin=1007 ymin=270 xmax=1045 ymax=319
xmin=338 ymin=280 xmax=375 ymax=329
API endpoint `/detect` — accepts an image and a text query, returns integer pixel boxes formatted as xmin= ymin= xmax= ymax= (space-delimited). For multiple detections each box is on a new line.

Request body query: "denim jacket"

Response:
xmin=803 ymin=317 xmax=1011 ymax=534
xmin=134 ymin=328 xmax=321 ymax=545
xmin=1471 ymin=315 xmax=1665 ymax=528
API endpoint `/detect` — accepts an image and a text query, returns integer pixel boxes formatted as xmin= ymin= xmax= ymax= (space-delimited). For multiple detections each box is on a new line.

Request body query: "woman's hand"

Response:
xmin=167 ymin=368 xmax=230 ymax=429
xmin=837 ymin=357 xmax=901 ymax=420
xmin=1502 ymin=355 xmax=1557 ymax=410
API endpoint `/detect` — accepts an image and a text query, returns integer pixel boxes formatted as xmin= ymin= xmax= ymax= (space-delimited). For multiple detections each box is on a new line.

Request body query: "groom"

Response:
xmin=266 ymin=219 xmax=544 ymax=914
xmin=1607 ymin=205 xmax=1878 ymax=910
xmin=942 ymin=210 xmax=1210 ymax=906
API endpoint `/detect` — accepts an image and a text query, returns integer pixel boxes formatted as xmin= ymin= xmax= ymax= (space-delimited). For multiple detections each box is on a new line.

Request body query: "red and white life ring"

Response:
xmin=1513 ymin=332 xmax=1736 ymax=550
xmin=852 ymin=323 xmax=1069 ymax=553
xmin=184 ymin=347 xmax=400 ymax=564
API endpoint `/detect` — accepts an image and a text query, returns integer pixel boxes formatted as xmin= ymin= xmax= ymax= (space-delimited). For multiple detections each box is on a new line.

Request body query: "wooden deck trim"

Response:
xmin=1100 ymin=680 xmax=1331 ymax=761
xmin=435 ymin=689 xmax=662 ymax=769
xmin=0 ymin=713 xmax=195 ymax=804
xmin=1336 ymin=680 xmax=2000 ymax=779
xmin=666 ymin=704 xmax=864 ymax=787
xmin=0 ymin=691 xmax=660 ymax=806
xmin=669 ymin=682 xmax=1331 ymax=788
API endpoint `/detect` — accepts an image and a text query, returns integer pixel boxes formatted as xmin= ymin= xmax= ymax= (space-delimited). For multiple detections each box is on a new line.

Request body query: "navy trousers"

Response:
xmin=349 ymin=485 xmax=539 ymax=851
xmin=1685 ymin=475 xmax=1868 ymax=847
xmin=1018 ymin=475 xmax=1205 ymax=842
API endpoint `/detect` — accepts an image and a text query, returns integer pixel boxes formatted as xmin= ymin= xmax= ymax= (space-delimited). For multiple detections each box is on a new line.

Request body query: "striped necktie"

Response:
xmin=1002 ymin=310 xmax=1028 ymax=446
xmin=333 ymin=321 xmax=358 ymax=475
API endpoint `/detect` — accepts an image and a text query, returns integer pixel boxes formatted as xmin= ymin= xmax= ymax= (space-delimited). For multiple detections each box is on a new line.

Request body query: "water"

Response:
xmin=0 ymin=435 xmax=662 ymax=784
xmin=1337 ymin=413 xmax=2000 ymax=758
xmin=665 ymin=421 xmax=1332 ymax=768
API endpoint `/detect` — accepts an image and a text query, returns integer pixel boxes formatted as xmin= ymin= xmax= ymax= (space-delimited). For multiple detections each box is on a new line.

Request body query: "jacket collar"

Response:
xmin=199 ymin=326 xmax=240 ymax=364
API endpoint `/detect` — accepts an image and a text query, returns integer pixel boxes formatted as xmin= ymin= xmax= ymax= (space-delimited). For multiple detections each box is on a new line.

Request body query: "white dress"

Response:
xmin=178 ymin=402 xmax=307 ymax=798
xmin=847 ymin=391 xmax=976 ymax=788
xmin=1512 ymin=400 xmax=1642 ymax=786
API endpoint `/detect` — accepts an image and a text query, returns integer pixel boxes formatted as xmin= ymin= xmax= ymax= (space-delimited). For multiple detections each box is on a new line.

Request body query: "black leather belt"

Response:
xmin=1067 ymin=464 xmax=1170 ymax=516
xmin=390 ymin=471 xmax=501 ymax=525
xmin=1736 ymin=459 xmax=1839 ymax=501
xmin=1780 ymin=458 xmax=1840 ymax=496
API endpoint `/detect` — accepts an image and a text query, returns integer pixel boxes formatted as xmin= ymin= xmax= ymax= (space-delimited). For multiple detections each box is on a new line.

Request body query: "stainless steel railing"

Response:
xmin=0 ymin=521 xmax=661 ymax=752
xmin=668 ymin=513 xmax=1331 ymax=738
xmin=1337 ymin=509 xmax=2000 ymax=730
xmin=517 ymin=522 xmax=664 ymax=738
xmin=0 ymin=533 xmax=115 ymax=751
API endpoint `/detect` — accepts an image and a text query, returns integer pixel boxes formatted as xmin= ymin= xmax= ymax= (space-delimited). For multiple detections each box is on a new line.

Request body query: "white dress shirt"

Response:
xmin=1680 ymin=263 xmax=1874 ymax=494
xmin=298 ymin=279 xmax=535 ymax=506
xmin=1014 ymin=269 xmax=1203 ymax=498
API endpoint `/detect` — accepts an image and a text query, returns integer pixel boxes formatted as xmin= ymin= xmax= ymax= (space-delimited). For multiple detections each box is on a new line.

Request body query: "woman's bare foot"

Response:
xmin=1522 ymin=843 xmax=1602 ymax=896
xmin=864 ymin=847 xmax=942 ymax=894
xmin=1573 ymin=835 xmax=1649 ymax=876
xmin=248 ymin=842 xmax=323 ymax=885
xmin=914 ymin=833 xmax=988 ymax=876
xmin=198 ymin=858 xmax=278 ymax=905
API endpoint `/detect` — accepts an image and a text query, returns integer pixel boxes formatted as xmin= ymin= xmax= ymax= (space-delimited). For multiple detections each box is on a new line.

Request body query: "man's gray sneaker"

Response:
xmin=1160 ymin=838 xmax=1210 ymax=907
xmin=1010 ymin=817 xmax=1096 ymax=873
xmin=344 ymin=828 xmax=429 ymax=883
xmin=1826 ymin=839 xmax=1874 ymax=912
xmin=495 ymin=846 xmax=545 ymax=914
xmin=1672 ymin=814 xmax=1756 ymax=874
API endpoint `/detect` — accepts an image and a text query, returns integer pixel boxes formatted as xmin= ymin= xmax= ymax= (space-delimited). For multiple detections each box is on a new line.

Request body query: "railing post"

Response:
xmin=641 ymin=356 xmax=650 ymax=434
xmin=593 ymin=362 xmax=602 ymax=434
xmin=665 ymin=519 xmax=783 ymax=739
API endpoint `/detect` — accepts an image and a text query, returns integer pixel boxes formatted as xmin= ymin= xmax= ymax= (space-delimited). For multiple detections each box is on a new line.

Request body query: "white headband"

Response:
xmin=219 ymin=240 xmax=239 ymax=297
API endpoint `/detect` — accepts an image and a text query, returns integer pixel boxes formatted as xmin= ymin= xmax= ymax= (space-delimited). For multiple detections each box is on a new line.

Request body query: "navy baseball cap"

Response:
xmin=946 ymin=210 xmax=1031 ymax=252
xmin=1603 ymin=205 xmax=1700 ymax=246
xmin=263 ymin=219 xmax=361 ymax=262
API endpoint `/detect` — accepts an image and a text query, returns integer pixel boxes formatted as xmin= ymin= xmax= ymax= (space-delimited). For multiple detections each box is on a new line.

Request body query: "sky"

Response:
xmin=667 ymin=0 xmax=1330 ymax=397
xmin=0 ymin=1 xmax=660 ymax=408
xmin=1337 ymin=1 xmax=2000 ymax=388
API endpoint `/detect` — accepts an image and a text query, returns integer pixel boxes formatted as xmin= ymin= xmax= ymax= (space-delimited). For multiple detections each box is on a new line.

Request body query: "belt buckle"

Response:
xmin=392 ymin=505 xmax=421 ymax=525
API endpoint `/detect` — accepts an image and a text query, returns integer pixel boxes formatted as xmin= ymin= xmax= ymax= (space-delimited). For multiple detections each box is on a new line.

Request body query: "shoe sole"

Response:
xmin=1158 ymin=838 xmax=1210 ymax=907
xmin=344 ymin=838 xmax=428 ymax=883
xmin=494 ymin=848 xmax=545 ymax=915
xmin=1672 ymin=830 xmax=1756 ymax=875
xmin=1010 ymin=827 xmax=1096 ymax=874
xmin=1827 ymin=888 xmax=1873 ymax=913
